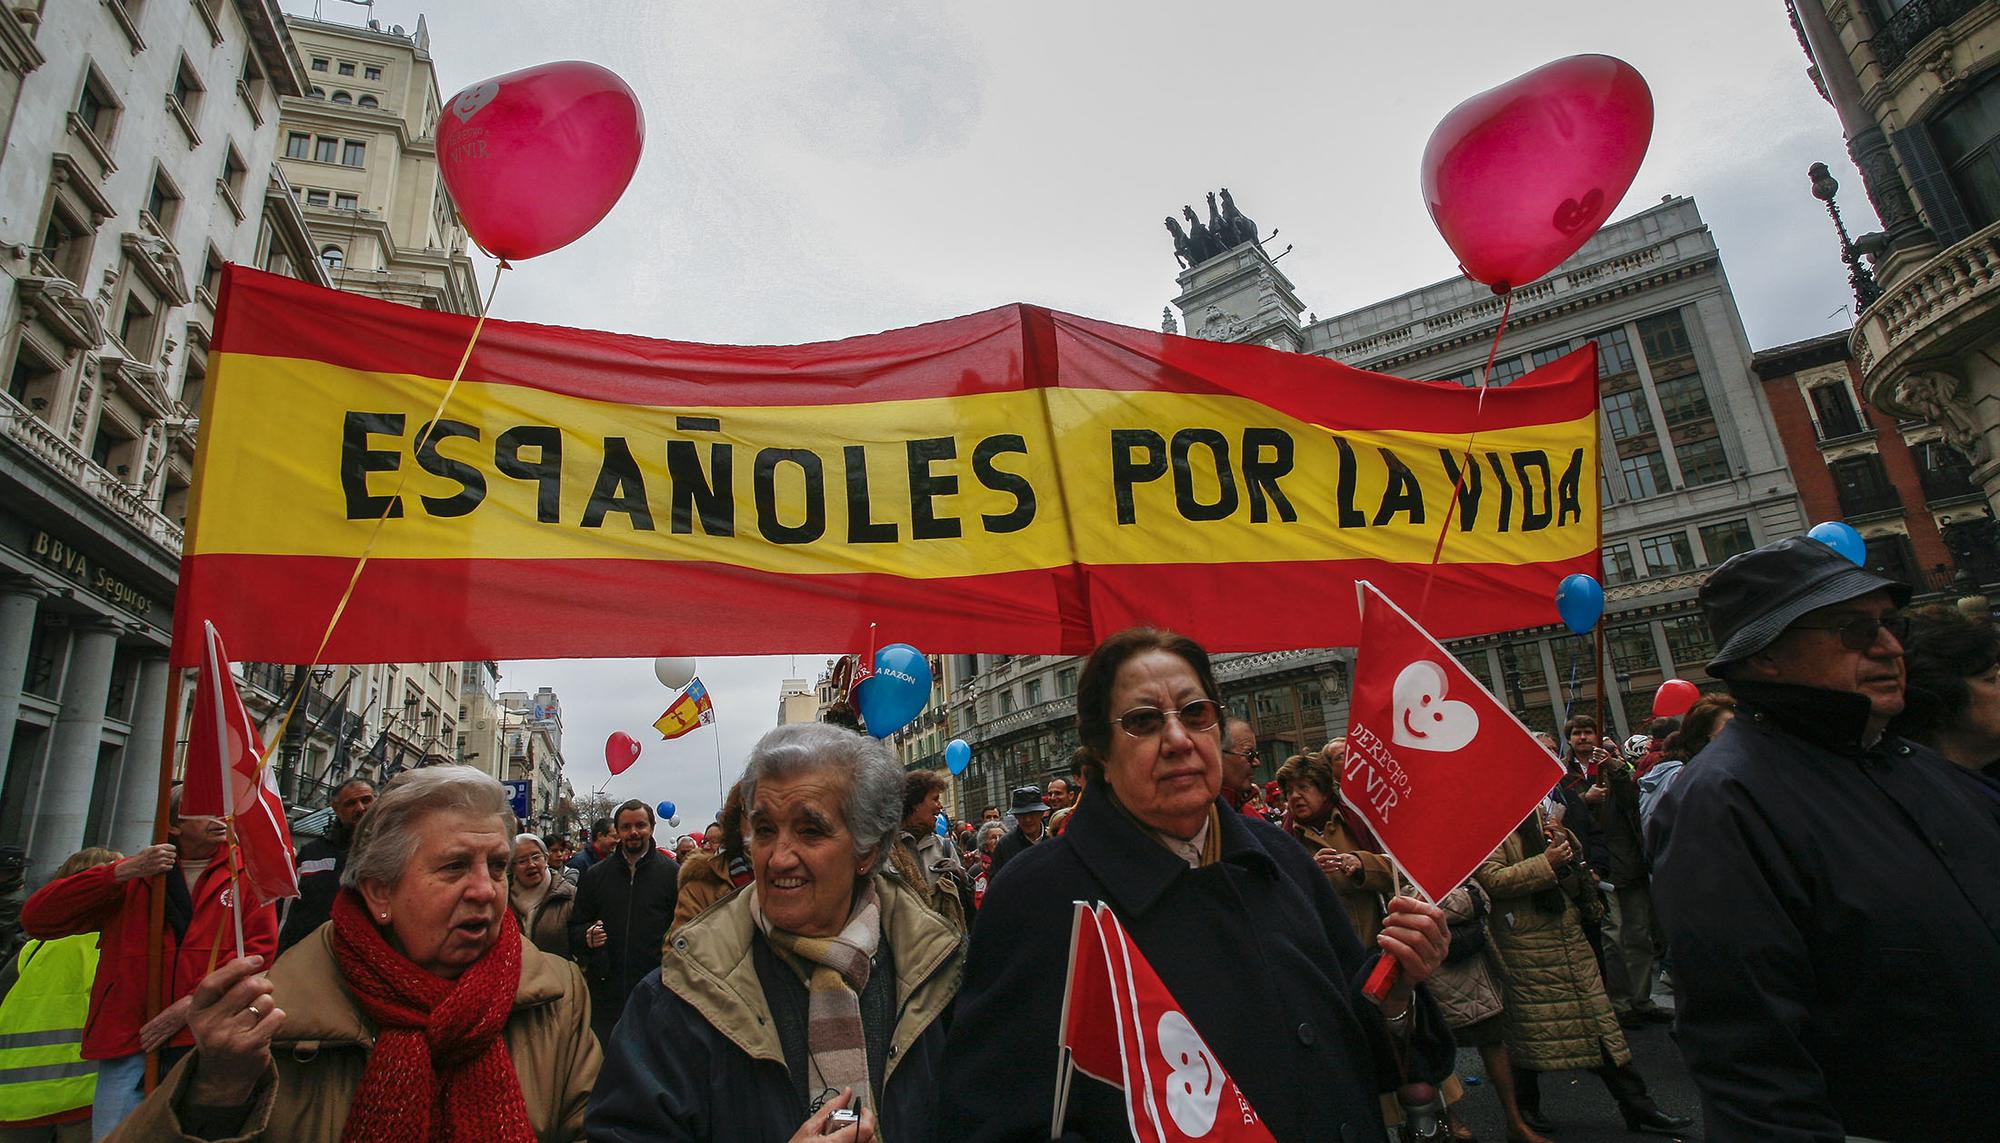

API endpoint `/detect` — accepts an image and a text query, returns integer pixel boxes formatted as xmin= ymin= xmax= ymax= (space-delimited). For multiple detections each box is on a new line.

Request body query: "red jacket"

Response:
xmin=21 ymin=859 xmax=277 ymax=1060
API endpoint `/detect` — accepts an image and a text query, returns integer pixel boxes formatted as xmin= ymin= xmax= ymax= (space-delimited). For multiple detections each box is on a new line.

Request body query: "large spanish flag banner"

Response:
xmin=168 ymin=267 xmax=1599 ymax=666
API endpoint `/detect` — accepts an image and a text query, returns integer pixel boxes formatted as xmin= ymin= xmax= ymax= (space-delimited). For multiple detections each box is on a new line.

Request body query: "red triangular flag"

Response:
xmin=846 ymin=623 xmax=878 ymax=702
xmin=1057 ymin=902 xmax=1277 ymax=1141
xmin=182 ymin=622 xmax=299 ymax=908
xmin=1344 ymin=581 xmax=1565 ymax=900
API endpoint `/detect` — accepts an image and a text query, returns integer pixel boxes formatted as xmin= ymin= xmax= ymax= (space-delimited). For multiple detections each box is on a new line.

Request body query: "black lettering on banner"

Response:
xmin=1556 ymin=447 xmax=1585 ymax=527
xmin=495 ymin=426 xmax=564 ymax=524
xmin=843 ymin=445 xmax=898 ymax=544
xmin=1439 ymin=448 xmax=1482 ymax=531
xmin=1332 ymin=437 xmax=1367 ymax=528
xmin=1513 ymin=450 xmax=1553 ymax=532
xmin=1241 ymin=429 xmax=1297 ymax=524
xmin=581 ymin=437 xmax=655 ymax=530
xmin=754 ymin=448 xmax=826 ymax=545
xmin=666 ymin=440 xmax=734 ymax=536
xmin=341 ymin=412 xmax=405 ymax=519
xmin=1372 ymin=448 xmax=1425 ymax=526
xmin=972 ymin=435 xmax=1036 ymax=534
xmin=906 ymin=437 xmax=962 ymax=540
xmin=1483 ymin=452 xmax=1514 ymax=534
xmin=1171 ymin=428 xmax=1238 ymax=522
xmin=412 ymin=419 xmax=485 ymax=518
xmin=1111 ymin=429 xmax=1166 ymax=526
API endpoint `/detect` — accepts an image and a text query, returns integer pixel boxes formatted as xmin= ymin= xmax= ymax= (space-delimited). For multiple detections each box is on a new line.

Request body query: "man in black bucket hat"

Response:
xmin=1647 ymin=536 xmax=2000 ymax=1141
xmin=987 ymin=785 xmax=1049 ymax=881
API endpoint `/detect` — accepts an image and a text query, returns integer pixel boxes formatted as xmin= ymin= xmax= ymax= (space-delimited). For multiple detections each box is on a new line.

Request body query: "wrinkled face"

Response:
xmin=362 ymin=809 xmax=509 ymax=980
xmin=906 ymin=787 xmax=944 ymax=831
xmin=749 ymin=772 xmax=868 ymax=938
xmin=334 ymin=784 xmax=375 ymax=828
xmin=171 ymin=814 xmax=227 ymax=863
xmin=616 ymin=808 xmax=654 ymax=857
xmin=1285 ymin=780 xmax=1330 ymax=824
xmin=1752 ymin=591 xmax=1906 ymax=725
xmin=981 ymin=830 xmax=1001 ymax=854
xmin=1103 ymin=650 xmax=1223 ymax=838
xmin=510 ymin=840 xmax=548 ymax=888
xmin=1017 ymin=809 xmax=1046 ymax=839
xmin=1222 ymin=724 xmax=1257 ymax=791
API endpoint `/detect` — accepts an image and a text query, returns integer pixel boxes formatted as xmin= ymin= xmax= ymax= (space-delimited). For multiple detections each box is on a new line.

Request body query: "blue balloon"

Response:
xmin=945 ymin=738 xmax=971 ymax=776
xmin=935 ymin=811 xmax=950 ymax=838
xmin=1555 ymin=573 xmax=1605 ymax=635
xmin=657 ymin=800 xmax=675 ymax=821
xmin=856 ymin=642 xmax=933 ymax=738
xmin=1807 ymin=520 xmax=1867 ymax=567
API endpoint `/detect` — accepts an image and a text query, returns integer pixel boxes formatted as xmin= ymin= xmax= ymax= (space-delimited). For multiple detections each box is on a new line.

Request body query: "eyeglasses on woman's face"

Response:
xmin=1113 ymin=699 xmax=1223 ymax=738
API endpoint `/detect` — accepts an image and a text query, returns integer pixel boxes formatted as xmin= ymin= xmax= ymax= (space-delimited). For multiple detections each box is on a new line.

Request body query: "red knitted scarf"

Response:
xmin=329 ymin=889 xmax=535 ymax=1143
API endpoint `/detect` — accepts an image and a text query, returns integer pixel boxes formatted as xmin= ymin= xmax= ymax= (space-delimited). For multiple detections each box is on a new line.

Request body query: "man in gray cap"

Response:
xmin=987 ymin=785 xmax=1049 ymax=880
xmin=1647 ymin=536 xmax=2000 ymax=1141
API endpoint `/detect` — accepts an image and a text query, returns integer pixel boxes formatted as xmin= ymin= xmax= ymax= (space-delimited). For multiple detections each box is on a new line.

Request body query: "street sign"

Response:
xmin=504 ymin=779 xmax=531 ymax=822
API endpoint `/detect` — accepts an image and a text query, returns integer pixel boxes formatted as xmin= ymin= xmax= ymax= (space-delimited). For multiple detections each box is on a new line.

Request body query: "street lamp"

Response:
xmin=1809 ymin=162 xmax=1884 ymax=313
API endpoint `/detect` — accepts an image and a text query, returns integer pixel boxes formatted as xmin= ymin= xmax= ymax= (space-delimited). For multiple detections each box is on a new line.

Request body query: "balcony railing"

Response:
xmin=1873 ymin=0 xmax=1983 ymax=71
xmin=0 ymin=389 xmax=184 ymax=554
xmin=1853 ymin=220 xmax=2000 ymax=412
xmin=1837 ymin=487 xmax=1903 ymax=518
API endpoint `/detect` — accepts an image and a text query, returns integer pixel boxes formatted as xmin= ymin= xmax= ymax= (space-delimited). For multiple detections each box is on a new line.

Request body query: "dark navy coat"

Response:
xmin=1648 ymin=680 xmax=2000 ymax=1142
xmin=939 ymin=787 xmax=1453 ymax=1142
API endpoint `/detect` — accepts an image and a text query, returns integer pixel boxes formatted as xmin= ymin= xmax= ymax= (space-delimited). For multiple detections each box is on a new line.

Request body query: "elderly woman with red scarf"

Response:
xmin=108 ymin=766 xmax=600 ymax=1141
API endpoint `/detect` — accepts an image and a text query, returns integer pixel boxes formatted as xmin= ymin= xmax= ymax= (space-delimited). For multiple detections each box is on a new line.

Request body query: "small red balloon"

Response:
xmin=605 ymin=731 xmax=641 ymax=776
xmin=1421 ymin=54 xmax=1653 ymax=293
xmin=1652 ymin=679 xmax=1701 ymax=720
xmin=437 ymin=61 xmax=645 ymax=262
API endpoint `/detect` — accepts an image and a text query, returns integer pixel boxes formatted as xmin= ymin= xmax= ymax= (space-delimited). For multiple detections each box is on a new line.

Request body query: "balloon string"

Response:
xmin=1415 ymin=292 xmax=1514 ymax=624
xmin=257 ymin=260 xmax=510 ymax=767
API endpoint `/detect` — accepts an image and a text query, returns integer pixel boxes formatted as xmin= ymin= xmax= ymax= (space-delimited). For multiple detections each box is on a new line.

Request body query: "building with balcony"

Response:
xmin=1753 ymin=328 xmax=2000 ymax=589
xmin=1788 ymin=1 xmax=2000 ymax=526
xmin=275 ymin=14 xmax=476 ymax=312
xmin=0 ymin=0 xmax=323 ymax=876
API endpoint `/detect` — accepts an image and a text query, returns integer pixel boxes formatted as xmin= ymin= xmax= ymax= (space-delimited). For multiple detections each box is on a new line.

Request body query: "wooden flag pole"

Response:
xmin=141 ymin=667 xmax=184 ymax=1093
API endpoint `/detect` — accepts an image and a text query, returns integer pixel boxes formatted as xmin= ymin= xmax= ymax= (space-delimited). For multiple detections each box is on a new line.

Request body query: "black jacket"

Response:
xmin=1647 ymin=680 xmax=2000 ymax=1142
xmin=277 ymin=825 xmax=352 ymax=954
xmin=1589 ymin=757 xmax=1648 ymax=887
xmin=570 ymin=846 xmax=679 ymax=1024
xmin=939 ymin=788 xmax=1454 ymax=1142
xmin=986 ymin=823 xmax=1039 ymax=880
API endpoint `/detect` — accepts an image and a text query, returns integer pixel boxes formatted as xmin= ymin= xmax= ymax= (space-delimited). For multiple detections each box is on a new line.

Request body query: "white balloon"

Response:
xmin=667 ymin=816 xmax=681 ymax=829
xmin=653 ymin=657 xmax=697 ymax=689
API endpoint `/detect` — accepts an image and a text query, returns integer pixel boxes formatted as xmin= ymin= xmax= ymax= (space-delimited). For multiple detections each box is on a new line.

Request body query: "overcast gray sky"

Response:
xmin=289 ymin=0 xmax=1866 ymax=831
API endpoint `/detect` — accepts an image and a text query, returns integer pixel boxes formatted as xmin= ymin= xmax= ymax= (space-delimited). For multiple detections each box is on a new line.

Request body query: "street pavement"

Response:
xmin=1445 ymin=993 xmax=1704 ymax=1142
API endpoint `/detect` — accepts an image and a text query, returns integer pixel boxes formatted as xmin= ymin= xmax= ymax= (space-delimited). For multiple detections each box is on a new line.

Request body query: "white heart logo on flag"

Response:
xmin=1156 ymin=1009 xmax=1222 ymax=1135
xmin=1390 ymin=660 xmax=1479 ymax=753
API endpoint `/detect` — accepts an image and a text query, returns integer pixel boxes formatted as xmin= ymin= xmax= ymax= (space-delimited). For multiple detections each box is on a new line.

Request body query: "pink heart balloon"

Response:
xmin=1421 ymin=55 xmax=1652 ymax=294
xmin=437 ymin=61 xmax=645 ymax=262
xmin=605 ymin=731 xmax=641 ymax=776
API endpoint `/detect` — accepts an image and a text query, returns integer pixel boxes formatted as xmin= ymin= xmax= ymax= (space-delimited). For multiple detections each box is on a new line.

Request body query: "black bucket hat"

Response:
xmin=1008 ymin=785 xmax=1050 ymax=815
xmin=1700 ymin=536 xmax=1912 ymax=675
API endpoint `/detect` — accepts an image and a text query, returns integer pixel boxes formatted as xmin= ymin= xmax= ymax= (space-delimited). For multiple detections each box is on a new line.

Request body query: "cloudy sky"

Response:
xmin=286 ymin=0 xmax=1867 ymax=833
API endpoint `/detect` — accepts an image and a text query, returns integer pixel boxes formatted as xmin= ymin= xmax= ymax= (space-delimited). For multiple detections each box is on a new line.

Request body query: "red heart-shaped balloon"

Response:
xmin=437 ymin=61 xmax=645 ymax=262
xmin=605 ymin=731 xmax=641 ymax=776
xmin=1421 ymin=55 xmax=1652 ymax=293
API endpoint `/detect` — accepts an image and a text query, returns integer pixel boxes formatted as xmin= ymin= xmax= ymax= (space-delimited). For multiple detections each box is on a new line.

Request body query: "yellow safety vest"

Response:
xmin=0 ymin=936 xmax=98 ymax=1124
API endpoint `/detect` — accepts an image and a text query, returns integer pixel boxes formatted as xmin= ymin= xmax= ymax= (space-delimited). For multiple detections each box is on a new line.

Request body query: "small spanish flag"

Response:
xmin=654 ymin=678 xmax=715 ymax=741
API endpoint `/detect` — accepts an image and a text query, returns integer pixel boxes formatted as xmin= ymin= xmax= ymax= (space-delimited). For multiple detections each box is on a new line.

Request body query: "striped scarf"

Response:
xmin=752 ymin=877 xmax=882 ymax=1108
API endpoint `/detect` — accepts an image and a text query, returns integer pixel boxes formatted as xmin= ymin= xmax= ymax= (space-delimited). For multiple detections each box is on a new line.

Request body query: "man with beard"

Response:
xmin=572 ymin=799 xmax=679 ymax=1042
xmin=277 ymin=777 xmax=373 ymax=954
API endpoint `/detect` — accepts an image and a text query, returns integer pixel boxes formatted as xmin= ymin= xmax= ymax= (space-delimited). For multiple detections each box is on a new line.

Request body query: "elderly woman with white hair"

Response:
xmin=587 ymin=723 xmax=964 ymax=1142
xmin=511 ymin=833 xmax=579 ymax=960
xmin=109 ymin=766 xmax=599 ymax=1142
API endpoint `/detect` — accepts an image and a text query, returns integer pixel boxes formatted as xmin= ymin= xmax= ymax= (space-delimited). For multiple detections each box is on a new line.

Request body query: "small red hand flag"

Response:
xmin=181 ymin=621 xmax=299 ymax=909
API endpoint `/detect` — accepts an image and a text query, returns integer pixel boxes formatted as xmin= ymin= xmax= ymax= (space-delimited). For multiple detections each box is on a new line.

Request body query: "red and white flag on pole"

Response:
xmin=180 ymin=621 xmax=299 ymax=911
xmin=1056 ymin=902 xmax=1277 ymax=1142
xmin=846 ymin=622 xmax=878 ymax=702
xmin=1343 ymin=581 xmax=1565 ymax=901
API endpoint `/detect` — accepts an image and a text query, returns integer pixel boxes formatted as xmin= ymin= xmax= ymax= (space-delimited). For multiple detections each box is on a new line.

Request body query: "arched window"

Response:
xmin=310 ymin=87 xmax=326 ymax=99
xmin=331 ymin=90 xmax=352 ymax=104
xmin=358 ymin=94 xmax=379 ymax=109
xmin=320 ymin=245 xmax=345 ymax=272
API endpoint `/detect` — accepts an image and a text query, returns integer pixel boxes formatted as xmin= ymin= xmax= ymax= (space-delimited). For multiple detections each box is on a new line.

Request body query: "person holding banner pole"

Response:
xmin=940 ymin=627 xmax=1453 ymax=1141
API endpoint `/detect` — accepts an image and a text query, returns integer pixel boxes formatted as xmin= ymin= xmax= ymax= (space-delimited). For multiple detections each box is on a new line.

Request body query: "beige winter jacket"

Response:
xmin=107 ymin=923 xmax=601 ymax=1141
xmin=1475 ymin=814 xmax=1630 ymax=1072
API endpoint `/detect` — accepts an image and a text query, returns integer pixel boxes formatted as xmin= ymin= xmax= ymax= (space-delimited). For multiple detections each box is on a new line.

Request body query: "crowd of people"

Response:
xmin=0 ymin=531 xmax=1994 ymax=1141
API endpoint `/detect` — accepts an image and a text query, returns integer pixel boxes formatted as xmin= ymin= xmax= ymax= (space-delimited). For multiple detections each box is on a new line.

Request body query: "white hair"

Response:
xmin=739 ymin=723 xmax=903 ymax=862
xmin=341 ymin=766 xmax=513 ymax=890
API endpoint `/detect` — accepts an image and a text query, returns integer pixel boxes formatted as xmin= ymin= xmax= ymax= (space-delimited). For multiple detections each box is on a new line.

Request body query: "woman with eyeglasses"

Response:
xmin=939 ymin=627 xmax=1454 ymax=1141
xmin=510 ymin=834 xmax=578 ymax=960
xmin=1275 ymin=746 xmax=1395 ymax=948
